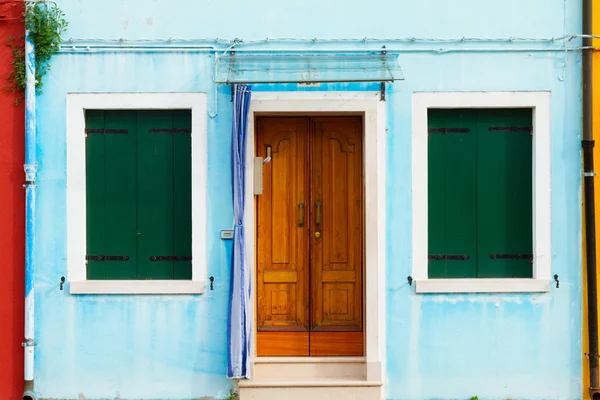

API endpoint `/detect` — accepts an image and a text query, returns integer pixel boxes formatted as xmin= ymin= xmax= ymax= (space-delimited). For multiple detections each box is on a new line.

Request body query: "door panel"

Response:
xmin=310 ymin=118 xmax=363 ymax=356
xmin=257 ymin=118 xmax=309 ymax=356
xmin=257 ymin=332 xmax=310 ymax=356
xmin=256 ymin=116 xmax=363 ymax=357
xmin=309 ymin=332 xmax=363 ymax=356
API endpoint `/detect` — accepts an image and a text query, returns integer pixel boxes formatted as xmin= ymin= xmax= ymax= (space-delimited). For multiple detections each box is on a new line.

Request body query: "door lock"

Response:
xmin=314 ymin=231 xmax=321 ymax=239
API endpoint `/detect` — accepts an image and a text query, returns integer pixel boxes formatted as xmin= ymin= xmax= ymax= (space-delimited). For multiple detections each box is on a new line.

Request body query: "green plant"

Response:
xmin=225 ymin=388 xmax=239 ymax=400
xmin=470 ymin=396 xmax=479 ymax=400
xmin=6 ymin=1 xmax=67 ymax=104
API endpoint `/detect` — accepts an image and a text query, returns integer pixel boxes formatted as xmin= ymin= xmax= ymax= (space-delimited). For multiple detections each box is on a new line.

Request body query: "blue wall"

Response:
xmin=35 ymin=0 xmax=583 ymax=399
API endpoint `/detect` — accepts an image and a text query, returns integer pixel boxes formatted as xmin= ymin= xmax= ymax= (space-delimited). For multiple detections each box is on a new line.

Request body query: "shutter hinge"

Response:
xmin=149 ymin=256 xmax=192 ymax=261
xmin=86 ymin=255 xmax=130 ymax=261
xmin=488 ymin=126 xmax=533 ymax=135
xmin=489 ymin=253 xmax=533 ymax=262
xmin=149 ymin=128 xmax=192 ymax=134
xmin=583 ymin=171 xmax=597 ymax=177
xmin=428 ymin=128 xmax=470 ymax=135
xmin=428 ymin=254 xmax=470 ymax=260
xmin=84 ymin=129 xmax=129 ymax=135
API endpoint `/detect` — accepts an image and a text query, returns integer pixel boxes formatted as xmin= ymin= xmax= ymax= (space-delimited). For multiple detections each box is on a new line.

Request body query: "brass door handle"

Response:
xmin=315 ymin=201 xmax=321 ymax=227
xmin=298 ymin=202 xmax=304 ymax=227
xmin=314 ymin=231 xmax=321 ymax=239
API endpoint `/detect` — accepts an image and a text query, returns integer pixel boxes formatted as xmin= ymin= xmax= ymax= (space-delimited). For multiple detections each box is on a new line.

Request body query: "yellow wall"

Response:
xmin=583 ymin=6 xmax=600 ymax=398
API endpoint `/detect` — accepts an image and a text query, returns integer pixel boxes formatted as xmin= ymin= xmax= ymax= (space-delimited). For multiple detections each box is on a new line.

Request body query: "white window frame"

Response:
xmin=412 ymin=91 xmax=552 ymax=294
xmin=66 ymin=92 xmax=207 ymax=294
xmin=247 ymin=91 xmax=386 ymax=383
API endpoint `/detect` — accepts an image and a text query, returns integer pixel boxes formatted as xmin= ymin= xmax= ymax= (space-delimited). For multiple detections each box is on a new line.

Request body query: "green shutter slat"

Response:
xmin=173 ymin=110 xmax=193 ymax=280
xmin=137 ymin=111 xmax=175 ymax=279
xmin=444 ymin=111 xmax=478 ymax=278
xmin=104 ymin=111 xmax=138 ymax=279
xmin=85 ymin=110 xmax=107 ymax=280
xmin=427 ymin=109 xmax=448 ymax=278
xmin=476 ymin=109 xmax=533 ymax=278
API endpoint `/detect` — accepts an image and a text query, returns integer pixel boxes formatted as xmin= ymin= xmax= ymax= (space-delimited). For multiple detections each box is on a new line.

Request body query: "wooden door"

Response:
xmin=256 ymin=117 xmax=363 ymax=357
xmin=309 ymin=118 xmax=363 ymax=356
xmin=256 ymin=118 xmax=310 ymax=356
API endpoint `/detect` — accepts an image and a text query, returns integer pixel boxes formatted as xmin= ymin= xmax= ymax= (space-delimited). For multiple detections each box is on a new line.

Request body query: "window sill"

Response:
xmin=415 ymin=278 xmax=550 ymax=294
xmin=69 ymin=280 xmax=205 ymax=295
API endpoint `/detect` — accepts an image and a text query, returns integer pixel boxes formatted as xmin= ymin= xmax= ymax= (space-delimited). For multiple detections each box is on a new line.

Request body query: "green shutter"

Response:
xmin=137 ymin=111 xmax=175 ymax=279
xmin=428 ymin=108 xmax=533 ymax=280
xmin=86 ymin=110 xmax=193 ymax=280
xmin=86 ymin=111 xmax=137 ymax=279
xmin=476 ymin=109 xmax=533 ymax=278
xmin=85 ymin=110 xmax=107 ymax=280
xmin=428 ymin=110 xmax=478 ymax=278
xmin=104 ymin=111 xmax=138 ymax=279
xmin=427 ymin=109 xmax=448 ymax=278
xmin=172 ymin=110 xmax=193 ymax=279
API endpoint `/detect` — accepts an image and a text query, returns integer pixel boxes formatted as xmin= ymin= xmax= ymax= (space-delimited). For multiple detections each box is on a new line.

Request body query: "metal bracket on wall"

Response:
xmin=230 ymin=52 xmax=236 ymax=102
xmin=583 ymin=171 xmax=597 ymax=177
xmin=380 ymin=46 xmax=387 ymax=101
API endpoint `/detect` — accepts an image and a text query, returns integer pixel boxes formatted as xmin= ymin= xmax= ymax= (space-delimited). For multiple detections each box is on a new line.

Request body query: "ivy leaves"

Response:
xmin=6 ymin=2 xmax=68 ymax=104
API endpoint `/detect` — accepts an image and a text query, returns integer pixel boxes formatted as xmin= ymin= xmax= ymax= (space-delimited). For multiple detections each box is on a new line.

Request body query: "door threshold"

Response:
xmin=254 ymin=356 xmax=365 ymax=363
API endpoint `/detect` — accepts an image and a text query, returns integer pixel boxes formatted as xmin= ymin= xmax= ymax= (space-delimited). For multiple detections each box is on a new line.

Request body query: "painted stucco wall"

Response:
xmin=0 ymin=3 xmax=25 ymax=399
xmin=37 ymin=1 xmax=583 ymax=399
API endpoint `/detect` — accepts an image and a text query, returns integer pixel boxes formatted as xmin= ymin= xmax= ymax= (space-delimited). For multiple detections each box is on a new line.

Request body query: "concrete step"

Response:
xmin=238 ymin=377 xmax=382 ymax=400
xmin=253 ymin=357 xmax=366 ymax=379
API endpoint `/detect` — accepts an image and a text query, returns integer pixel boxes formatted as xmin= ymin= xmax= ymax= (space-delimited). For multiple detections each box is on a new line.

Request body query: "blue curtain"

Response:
xmin=227 ymin=84 xmax=252 ymax=379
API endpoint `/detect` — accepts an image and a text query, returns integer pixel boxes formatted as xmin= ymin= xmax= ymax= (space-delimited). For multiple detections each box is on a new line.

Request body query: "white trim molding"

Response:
xmin=246 ymin=91 xmax=386 ymax=383
xmin=66 ymin=92 xmax=208 ymax=295
xmin=412 ymin=91 xmax=552 ymax=294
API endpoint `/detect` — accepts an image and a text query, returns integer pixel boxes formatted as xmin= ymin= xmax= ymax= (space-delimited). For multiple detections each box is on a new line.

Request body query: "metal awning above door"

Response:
xmin=213 ymin=52 xmax=405 ymax=84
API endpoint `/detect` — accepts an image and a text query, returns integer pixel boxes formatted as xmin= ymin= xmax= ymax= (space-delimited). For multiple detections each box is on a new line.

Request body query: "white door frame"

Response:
xmin=245 ymin=91 xmax=386 ymax=381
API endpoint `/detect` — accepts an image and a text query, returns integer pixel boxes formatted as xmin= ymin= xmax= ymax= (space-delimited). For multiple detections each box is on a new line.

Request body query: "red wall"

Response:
xmin=0 ymin=2 xmax=25 ymax=399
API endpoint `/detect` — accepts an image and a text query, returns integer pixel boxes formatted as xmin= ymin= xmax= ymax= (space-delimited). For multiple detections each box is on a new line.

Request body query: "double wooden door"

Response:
xmin=256 ymin=117 xmax=364 ymax=357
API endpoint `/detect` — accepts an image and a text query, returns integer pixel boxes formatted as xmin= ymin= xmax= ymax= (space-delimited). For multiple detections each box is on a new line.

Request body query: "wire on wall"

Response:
xmin=55 ymin=34 xmax=592 ymax=119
